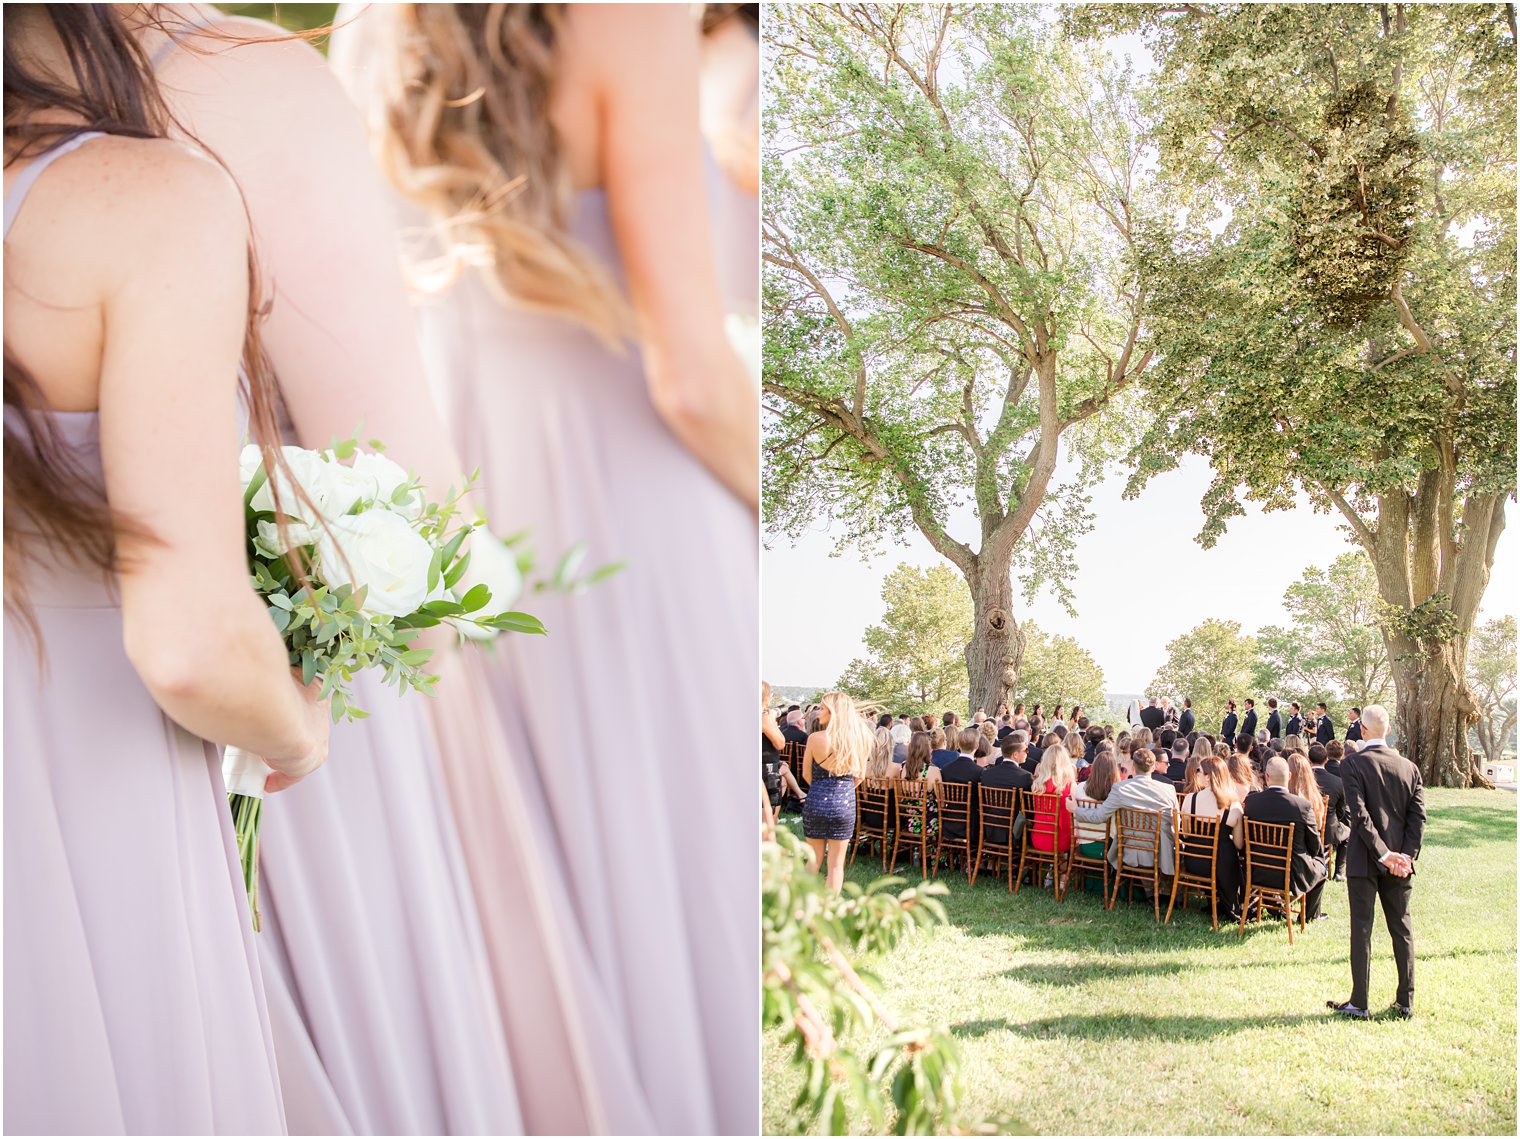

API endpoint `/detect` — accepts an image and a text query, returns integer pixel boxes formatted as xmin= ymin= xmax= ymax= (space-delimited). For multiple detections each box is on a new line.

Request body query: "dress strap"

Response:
xmin=3 ymin=132 xmax=106 ymax=240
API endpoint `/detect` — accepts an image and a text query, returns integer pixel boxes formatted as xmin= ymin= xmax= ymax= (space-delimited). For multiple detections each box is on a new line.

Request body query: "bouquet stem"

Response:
xmin=223 ymin=746 xmax=269 ymax=932
xmin=230 ymin=792 xmax=264 ymax=932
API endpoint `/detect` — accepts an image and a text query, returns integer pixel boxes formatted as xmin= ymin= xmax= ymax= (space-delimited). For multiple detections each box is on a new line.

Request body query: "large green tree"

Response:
xmin=1254 ymin=552 xmax=1395 ymax=709
xmin=1467 ymin=615 xmax=1517 ymax=763
xmin=1149 ymin=619 xmax=1258 ymax=733
xmin=764 ymin=4 xmax=1154 ymax=714
xmin=1078 ymin=3 xmax=1516 ymax=785
xmin=1014 ymin=623 xmax=1107 ymax=715
xmin=836 ymin=563 xmax=972 ymax=714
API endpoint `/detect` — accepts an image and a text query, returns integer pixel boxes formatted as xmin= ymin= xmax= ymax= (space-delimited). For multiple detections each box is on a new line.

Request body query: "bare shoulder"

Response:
xmin=162 ymin=16 xmax=351 ymax=112
xmin=568 ymin=3 xmax=696 ymax=84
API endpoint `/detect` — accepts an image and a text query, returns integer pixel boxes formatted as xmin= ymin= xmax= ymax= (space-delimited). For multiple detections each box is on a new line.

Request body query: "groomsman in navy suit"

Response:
xmin=1265 ymin=698 xmax=1283 ymax=740
xmin=1221 ymin=700 xmax=1239 ymax=745
xmin=1286 ymin=702 xmax=1305 ymax=739
xmin=1315 ymin=702 xmax=1335 ymax=745
xmin=1239 ymin=699 xmax=1258 ymax=743
xmin=1178 ymin=698 xmax=1195 ymax=738
xmin=1345 ymin=707 xmax=1364 ymax=742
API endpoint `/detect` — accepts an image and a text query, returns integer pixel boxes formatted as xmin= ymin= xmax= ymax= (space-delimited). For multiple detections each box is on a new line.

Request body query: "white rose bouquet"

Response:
xmin=229 ymin=434 xmax=545 ymax=929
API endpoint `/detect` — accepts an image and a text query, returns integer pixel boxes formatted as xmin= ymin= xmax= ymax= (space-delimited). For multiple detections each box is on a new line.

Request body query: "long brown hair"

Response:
xmin=1082 ymin=752 xmax=1119 ymax=802
xmin=4 ymin=5 xmax=294 ymax=616
xmin=350 ymin=3 xmax=631 ymax=343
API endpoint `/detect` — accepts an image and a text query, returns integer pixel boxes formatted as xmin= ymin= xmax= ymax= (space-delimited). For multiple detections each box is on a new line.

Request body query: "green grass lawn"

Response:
xmin=765 ymin=789 xmax=1517 ymax=1135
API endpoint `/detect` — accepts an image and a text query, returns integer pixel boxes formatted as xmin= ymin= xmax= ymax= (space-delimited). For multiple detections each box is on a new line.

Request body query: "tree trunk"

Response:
xmin=964 ymin=551 xmax=1025 ymax=717
xmin=1387 ymin=632 xmax=1482 ymax=787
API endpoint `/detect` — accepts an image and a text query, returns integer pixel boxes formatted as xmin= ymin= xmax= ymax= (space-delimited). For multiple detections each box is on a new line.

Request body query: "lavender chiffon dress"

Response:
xmin=4 ymin=137 xmax=286 ymax=1135
xmin=412 ymin=187 xmax=760 ymax=1134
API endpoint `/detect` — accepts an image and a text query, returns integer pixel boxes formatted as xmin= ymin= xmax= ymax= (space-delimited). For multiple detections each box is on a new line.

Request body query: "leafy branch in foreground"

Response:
xmin=763 ymin=826 xmax=1013 ymax=1135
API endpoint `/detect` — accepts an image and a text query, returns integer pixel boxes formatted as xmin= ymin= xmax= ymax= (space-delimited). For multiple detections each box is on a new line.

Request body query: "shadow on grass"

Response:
xmin=1012 ymin=1010 xmax=1327 ymax=1043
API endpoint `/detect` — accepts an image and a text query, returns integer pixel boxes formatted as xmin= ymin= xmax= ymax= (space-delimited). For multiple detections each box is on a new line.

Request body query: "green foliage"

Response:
xmin=763 ymin=825 xmax=1010 ymax=1135
xmin=1468 ymin=615 xmax=1517 ymax=759
xmin=763 ymin=3 xmax=1153 ymax=639
xmin=836 ymin=564 xmax=973 ymax=715
xmin=1013 ymin=622 xmax=1107 ymax=712
xmin=1148 ymin=618 xmax=1258 ymax=727
xmin=215 ymin=3 xmax=338 ymax=43
xmin=1253 ymin=551 xmax=1393 ymax=708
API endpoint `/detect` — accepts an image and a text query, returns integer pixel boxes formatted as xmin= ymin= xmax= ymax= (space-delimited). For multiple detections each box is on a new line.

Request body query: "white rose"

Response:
xmin=349 ymin=450 xmax=423 ymax=519
xmin=253 ymin=518 xmax=319 ymax=560
xmin=452 ymin=530 xmax=524 ymax=642
xmin=316 ymin=510 xmax=435 ymax=618
xmin=241 ymin=445 xmax=367 ymax=523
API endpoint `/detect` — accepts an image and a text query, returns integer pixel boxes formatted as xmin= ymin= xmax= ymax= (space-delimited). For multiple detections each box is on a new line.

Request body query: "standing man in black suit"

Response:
xmin=1265 ymin=698 xmax=1283 ymax=740
xmin=1309 ymin=744 xmax=1350 ymax=881
xmin=1241 ymin=755 xmax=1328 ymax=920
xmin=1221 ymin=700 xmax=1239 ymax=745
xmin=1315 ymin=702 xmax=1335 ymax=745
xmin=1139 ymin=697 xmax=1165 ymax=732
xmin=1177 ymin=697 xmax=1195 ymax=738
xmin=1286 ymin=702 xmax=1304 ymax=739
xmin=1331 ymin=705 xmax=1424 ymax=1020
xmin=1239 ymin=699 xmax=1259 ymax=745
xmin=1345 ymin=707 xmax=1363 ymax=743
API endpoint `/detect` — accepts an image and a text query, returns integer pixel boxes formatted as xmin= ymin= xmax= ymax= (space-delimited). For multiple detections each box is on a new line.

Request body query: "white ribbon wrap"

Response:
xmin=223 ymin=746 xmax=269 ymax=799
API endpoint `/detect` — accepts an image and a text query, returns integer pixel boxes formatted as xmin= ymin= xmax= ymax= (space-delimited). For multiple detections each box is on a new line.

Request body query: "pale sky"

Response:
xmin=762 ymin=459 xmax=1518 ymax=693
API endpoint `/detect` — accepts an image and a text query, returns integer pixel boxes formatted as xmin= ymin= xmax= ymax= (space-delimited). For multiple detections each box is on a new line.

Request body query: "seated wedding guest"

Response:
xmin=1028 ymin=714 xmax=1046 ymax=744
xmin=939 ymin=727 xmax=985 ymax=846
xmin=782 ymin=708 xmax=809 ymax=747
xmin=1288 ymin=752 xmax=1326 ymax=830
xmin=1029 ymin=743 xmax=1079 ymax=889
xmin=1284 ymin=733 xmax=1304 ymax=755
xmin=1190 ymin=734 xmax=1214 ymax=767
xmin=1238 ymin=755 xmax=1328 ymax=921
xmin=1310 ymin=744 xmax=1350 ymax=881
xmin=1229 ymin=737 xmax=1260 ymax=794
xmin=1315 ymin=702 xmax=1336 ymax=745
xmin=930 ymin=727 xmax=958 ymax=770
xmin=1345 ymin=707 xmax=1364 ymax=743
xmin=1051 ymin=722 xmax=1069 ymax=744
xmin=1151 ymin=742 xmax=1182 ymax=786
xmin=904 ymin=731 xmax=940 ymax=788
xmin=1071 ymin=747 xmax=1178 ymax=886
xmin=974 ymin=734 xmax=994 ymax=761
xmin=890 ymin=719 xmax=912 ymax=764
xmin=1179 ymin=751 xmax=1205 ymax=796
xmin=868 ymin=727 xmax=902 ymax=781
xmin=986 ymin=735 xmax=1035 ymax=793
xmin=1178 ymin=697 xmax=1196 ymax=737
xmin=1170 ymin=737 xmax=1191 ymax=776
xmin=1180 ymin=756 xmax=1245 ymax=921
xmin=941 ymin=710 xmax=961 ymax=738
xmin=1083 ymin=725 xmax=1106 ymax=765
xmin=1072 ymin=751 xmax=1120 ymax=888
xmin=1325 ymin=738 xmax=1346 ymax=774
xmin=876 ymin=713 xmax=893 ymax=732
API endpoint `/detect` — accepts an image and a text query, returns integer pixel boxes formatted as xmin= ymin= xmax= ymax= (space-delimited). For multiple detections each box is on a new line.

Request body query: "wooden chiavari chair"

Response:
xmin=888 ymin=779 xmax=931 ymax=877
xmin=1014 ymin=791 xmax=1071 ymax=902
xmin=1109 ymin=807 xmax=1165 ymax=921
xmin=1240 ymin=819 xmax=1308 ymax=944
xmin=1068 ymin=796 xmax=1110 ymax=901
xmin=783 ymin=740 xmax=808 ymax=790
xmin=932 ymin=781 xmax=975 ymax=881
xmin=850 ymin=777 xmax=894 ymax=866
xmin=972 ymin=785 xmax=1019 ymax=890
xmin=1167 ymin=812 xmax=1222 ymax=928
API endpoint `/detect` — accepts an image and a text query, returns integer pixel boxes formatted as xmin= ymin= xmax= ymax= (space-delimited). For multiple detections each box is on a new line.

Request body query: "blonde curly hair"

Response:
xmin=345 ymin=3 xmax=632 ymax=343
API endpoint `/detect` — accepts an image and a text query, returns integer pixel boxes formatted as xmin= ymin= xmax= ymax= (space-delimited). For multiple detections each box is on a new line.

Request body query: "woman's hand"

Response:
xmin=264 ymin=672 xmax=331 ymax=792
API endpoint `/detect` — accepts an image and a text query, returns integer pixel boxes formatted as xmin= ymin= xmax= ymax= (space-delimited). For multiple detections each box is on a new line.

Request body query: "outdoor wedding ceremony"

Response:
xmin=761 ymin=2 xmax=1517 ymax=1136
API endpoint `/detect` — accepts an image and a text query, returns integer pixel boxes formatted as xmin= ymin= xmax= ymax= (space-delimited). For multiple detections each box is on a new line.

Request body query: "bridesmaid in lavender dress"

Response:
xmin=3 ymin=8 xmax=330 ymax=1132
xmin=336 ymin=6 xmax=760 ymax=1132
xmin=145 ymin=8 xmax=524 ymax=1133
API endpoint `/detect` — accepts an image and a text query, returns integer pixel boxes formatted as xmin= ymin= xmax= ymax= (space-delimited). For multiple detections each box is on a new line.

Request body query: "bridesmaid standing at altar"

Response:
xmin=142 ymin=6 xmax=528 ymax=1132
xmin=3 ymin=6 xmax=329 ymax=1131
xmin=334 ymin=4 xmax=760 ymax=1132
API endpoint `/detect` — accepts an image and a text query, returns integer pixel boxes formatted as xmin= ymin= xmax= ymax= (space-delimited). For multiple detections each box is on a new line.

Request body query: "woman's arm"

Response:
xmin=761 ymin=709 xmax=786 ymax=751
xmin=90 ymin=139 xmax=327 ymax=774
xmin=586 ymin=5 xmax=758 ymax=509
